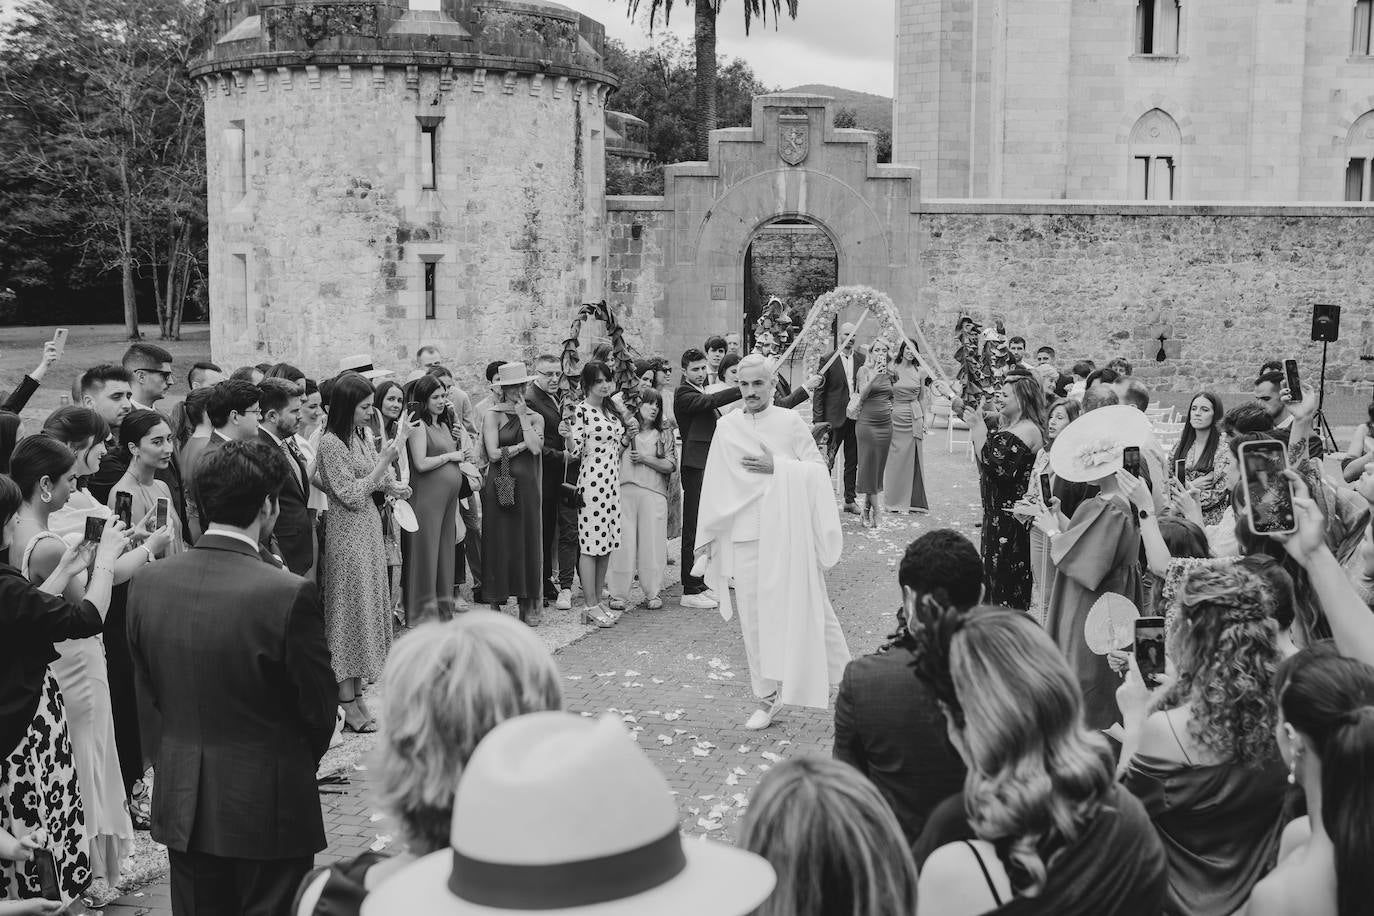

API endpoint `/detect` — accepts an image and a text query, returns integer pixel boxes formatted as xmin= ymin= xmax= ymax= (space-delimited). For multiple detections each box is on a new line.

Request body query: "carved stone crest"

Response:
xmin=778 ymin=113 xmax=809 ymax=166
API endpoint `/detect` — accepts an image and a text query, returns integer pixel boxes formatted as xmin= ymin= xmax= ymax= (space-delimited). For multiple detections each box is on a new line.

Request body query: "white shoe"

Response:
xmin=556 ymin=589 xmax=572 ymax=611
xmin=703 ymin=588 xmax=719 ymax=601
xmin=680 ymin=592 xmax=718 ymax=609
xmin=745 ymin=695 xmax=783 ymax=730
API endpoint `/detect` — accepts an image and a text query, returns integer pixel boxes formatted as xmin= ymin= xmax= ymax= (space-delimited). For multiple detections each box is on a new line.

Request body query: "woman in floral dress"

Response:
xmin=315 ymin=373 xmax=410 ymax=734
xmin=565 ymin=361 xmax=629 ymax=628
xmin=964 ymin=371 xmax=1047 ymax=611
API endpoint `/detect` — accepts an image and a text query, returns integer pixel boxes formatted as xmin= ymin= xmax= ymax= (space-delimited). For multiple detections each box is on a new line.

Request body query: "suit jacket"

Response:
xmin=525 ymin=383 xmax=577 ymax=482
xmin=774 ymin=375 xmax=811 ymax=411
xmin=259 ymin=428 xmax=313 ymax=575
xmin=833 ymin=643 xmax=968 ymax=846
xmin=674 ymin=382 xmax=744 ymax=471
xmin=85 ymin=435 xmax=129 ymax=506
xmin=187 ymin=432 xmax=230 ymax=539
xmin=125 ymin=533 xmax=336 ymax=859
xmin=812 ymin=350 xmax=866 ymax=428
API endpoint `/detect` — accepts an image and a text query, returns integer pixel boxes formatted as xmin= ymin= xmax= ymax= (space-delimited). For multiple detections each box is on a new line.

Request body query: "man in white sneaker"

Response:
xmin=695 ymin=356 xmax=851 ymax=729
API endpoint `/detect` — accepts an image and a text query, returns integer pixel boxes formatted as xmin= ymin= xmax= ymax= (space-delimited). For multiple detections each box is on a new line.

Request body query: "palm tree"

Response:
xmin=624 ymin=0 xmax=799 ymax=159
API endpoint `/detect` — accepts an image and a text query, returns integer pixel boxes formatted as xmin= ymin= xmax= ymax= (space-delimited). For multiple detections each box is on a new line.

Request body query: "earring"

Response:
xmin=39 ymin=487 xmax=51 ymax=504
xmin=1287 ymin=746 xmax=1301 ymax=785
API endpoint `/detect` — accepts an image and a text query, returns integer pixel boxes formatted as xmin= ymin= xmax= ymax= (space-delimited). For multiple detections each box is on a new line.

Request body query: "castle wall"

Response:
xmin=607 ymin=196 xmax=1374 ymax=395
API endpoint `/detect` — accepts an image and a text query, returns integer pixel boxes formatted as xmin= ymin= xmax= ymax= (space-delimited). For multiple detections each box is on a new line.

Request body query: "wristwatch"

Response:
xmin=1138 ymin=508 xmax=1151 ymax=520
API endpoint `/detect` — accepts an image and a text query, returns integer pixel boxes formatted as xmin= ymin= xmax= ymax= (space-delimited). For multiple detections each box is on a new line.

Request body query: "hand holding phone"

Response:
xmin=1039 ymin=473 xmax=1053 ymax=506
xmin=1283 ymin=359 xmax=1303 ymax=404
xmin=84 ymin=516 xmax=105 ymax=543
xmin=1122 ymin=446 xmax=1142 ymax=478
xmin=51 ymin=328 xmax=68 ymax=358
xmin=155 ymin=496 xmax=170 ymax=531
xmin=1134 ymin=617 xmax=1166 ymax=690
xmin=114 ymin=491 xmax=134 ymax=528
xmin=1239 ymin=439 xmax=1297 ymax=535
xmin=1174 ymin=458 xmax=1187 ymax=482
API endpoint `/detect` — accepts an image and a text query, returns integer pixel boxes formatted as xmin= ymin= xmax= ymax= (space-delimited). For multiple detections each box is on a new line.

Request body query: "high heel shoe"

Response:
xmin=581 ymin=605 xmax=615 ymax=628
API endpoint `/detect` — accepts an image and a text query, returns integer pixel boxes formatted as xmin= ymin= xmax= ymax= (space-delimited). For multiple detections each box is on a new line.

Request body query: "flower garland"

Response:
xmin=784 ymin=285 xmax=909 ymax=368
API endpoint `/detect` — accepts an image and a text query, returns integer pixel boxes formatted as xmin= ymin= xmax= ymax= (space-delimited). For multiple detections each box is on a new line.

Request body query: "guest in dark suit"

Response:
xmin=80 ymin=364 xmax=136 ymax=504
xmin=126 ymin=440 xmax=336 ymax=916
xmin=833 ymin=528 xmax=980 ymax=846
xmin=257 ymin=378 xmax=313 ymax=576
xmin=187 ymin=379 xmax=262 ymax=538
xmin=527 ymin=354 xmax=580 ymax=608
xmin=812 ymin=322 xmax=866 ymax=512
xmin=673 ymin=347 xmax=743 ymax=609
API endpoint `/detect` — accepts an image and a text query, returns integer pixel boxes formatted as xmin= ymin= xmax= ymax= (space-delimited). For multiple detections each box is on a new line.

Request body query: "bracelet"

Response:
xmin=141 ymin=545 xmax=155 ymax=563
xmin=94 ymin=565 xmax=115 ymax=575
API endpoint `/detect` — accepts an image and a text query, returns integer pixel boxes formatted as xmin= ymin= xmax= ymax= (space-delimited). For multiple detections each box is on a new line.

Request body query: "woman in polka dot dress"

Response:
xmin=565 ymin=360 xmax=631 ymax=628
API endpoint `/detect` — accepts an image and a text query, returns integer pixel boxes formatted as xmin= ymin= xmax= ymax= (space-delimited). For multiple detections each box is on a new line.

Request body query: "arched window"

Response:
xmin=1355 ymin=0 xmax=1373 ymax=56
xmin=1129 ymin=109 xmax=1181 ymax=200
xmin=1346 ymin=111 xmax=1374 ymax=201
xmin=1136 ymin=0 xmax=1180 ymax=55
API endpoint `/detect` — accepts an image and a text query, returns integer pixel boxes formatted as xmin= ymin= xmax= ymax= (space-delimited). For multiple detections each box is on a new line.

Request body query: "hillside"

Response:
xmin=783 ymin=83 xmax=892 ymax=132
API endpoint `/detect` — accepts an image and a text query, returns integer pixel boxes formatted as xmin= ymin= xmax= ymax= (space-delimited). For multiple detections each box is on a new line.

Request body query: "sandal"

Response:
xmin=341 ymin=700 xmax=377 ymax=734
xmin=646 ymin=596 xmax=663 ymax=610
xmin=581 ymin=605 xmax=615 ymax=628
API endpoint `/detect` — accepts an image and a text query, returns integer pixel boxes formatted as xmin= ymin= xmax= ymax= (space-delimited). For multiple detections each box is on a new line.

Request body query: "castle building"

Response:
xmin=894 ymin=0 xmax=1374 ymax=201
xmin=191 ymin=0 xmax=616 ymax=371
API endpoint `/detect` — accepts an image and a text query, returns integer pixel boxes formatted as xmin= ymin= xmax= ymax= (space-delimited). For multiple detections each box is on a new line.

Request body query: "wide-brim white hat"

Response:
xmin=361 ymin=713 xmax=775 ymax=916
xmin=1050 ymin=404 xmax=1157 ymax=483
xmin=337 ymin=354 xmax=393 ymax=381
xmin=494 ymin=361 xmax=534 ymax=387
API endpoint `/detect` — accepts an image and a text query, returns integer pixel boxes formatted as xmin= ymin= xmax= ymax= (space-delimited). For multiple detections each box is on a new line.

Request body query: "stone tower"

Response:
xmin=191 ymin=0 xmax=617 ymax=376
xmin=893 ymin=0 xmax=1374 ymax=202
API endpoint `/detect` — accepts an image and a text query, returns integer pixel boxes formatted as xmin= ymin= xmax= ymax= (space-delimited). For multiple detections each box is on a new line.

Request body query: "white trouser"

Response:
xmin=729 ymin=540 xmax=779 ymax=700
xmin=608 ymin=485 xmax=668 ymax=600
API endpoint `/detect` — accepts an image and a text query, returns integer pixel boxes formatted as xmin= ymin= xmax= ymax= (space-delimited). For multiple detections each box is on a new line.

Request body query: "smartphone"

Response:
xmin=51 ymin=327 xmax=68 ymax=358
xmin=84 ymin=516 xmax=105 ymax=543
xmin=1134 ymin=617 xmax=1166 ymax=689
xmin=1039 ymin=472 xmax=1053 ymax=505
xmin=1238 ymin=439 xmax=1297 ymax=535
xmin=1174 ymin=458 xmax=1187 ymax=482
xmin=1122 ymin=446 xmax=1142 ymax=478
xmin=114 ymin=491 xmax=133 ymax=528
xmin=155 ymin=496 xmax=170 ymax=530
xmin=32 ymin=847 xmax=60 ymax=901
xmin=406 ymin=401 xmax=421 ymax=419
xmin=1283 ymin=359 xmax=1302 ymax=403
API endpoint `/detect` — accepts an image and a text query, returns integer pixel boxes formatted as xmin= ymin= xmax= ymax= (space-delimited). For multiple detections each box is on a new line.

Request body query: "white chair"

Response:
xmin=930 ymin=395 xmax=972 ymax=454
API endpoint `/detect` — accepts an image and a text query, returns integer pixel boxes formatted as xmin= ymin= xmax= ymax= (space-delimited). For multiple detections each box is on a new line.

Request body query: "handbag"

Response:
xmin=559 ymin=448 xmax=585 ymax=509
xmin=494 ymin=446 xmax=516 ymax=509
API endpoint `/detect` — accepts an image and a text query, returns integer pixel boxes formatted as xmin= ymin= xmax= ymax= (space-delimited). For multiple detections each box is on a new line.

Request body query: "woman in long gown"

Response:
xmin=315 ymin=374 xmax=410 ymax=733
xmin=855 ymin=339 xmax=897 ymax=528
xmin=9 ymin=422 xmax=172 ymax=889
xmin=883 ymin=342 xmax=930 ymax=514
xmin=403 ymin=375 xmax=471 ymax=622
xmin=964 ymin=371 xmax=1047 ymax=610
xmin=480 ymin=363 xmax=545 ymax=623
xmin=1014 ymin=397 xmax=1081 ymax=622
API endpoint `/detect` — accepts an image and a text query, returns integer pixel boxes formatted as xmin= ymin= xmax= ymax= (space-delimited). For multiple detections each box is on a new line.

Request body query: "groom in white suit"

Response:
xmin=695 ymin=355 xmax=851 ymax=730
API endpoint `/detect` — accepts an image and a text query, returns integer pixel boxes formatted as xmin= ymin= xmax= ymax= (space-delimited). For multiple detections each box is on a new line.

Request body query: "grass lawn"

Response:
xmin=0 ymin=324 xmax=213 ymax=422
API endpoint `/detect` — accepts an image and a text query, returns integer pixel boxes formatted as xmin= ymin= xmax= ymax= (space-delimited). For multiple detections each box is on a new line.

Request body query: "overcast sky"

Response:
xmin=559 ymin=0 xmax=896 ymax=97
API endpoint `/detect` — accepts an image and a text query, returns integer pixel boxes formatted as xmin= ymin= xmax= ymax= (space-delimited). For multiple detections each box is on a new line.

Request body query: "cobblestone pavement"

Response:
xmin=103 ymin=442 xmax=980 ymax=914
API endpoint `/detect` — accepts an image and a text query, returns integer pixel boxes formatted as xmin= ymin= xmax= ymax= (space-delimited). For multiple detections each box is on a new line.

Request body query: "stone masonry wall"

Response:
xmin=918 ymin=203 xmax=1374 ymax=394
xmin=202 ymin=64 xmax=609 ymax=387
xmin=607 ymin=198 xmax=1374 ymax=395
xmin=748 ymin=225 xmax=839 ymax=330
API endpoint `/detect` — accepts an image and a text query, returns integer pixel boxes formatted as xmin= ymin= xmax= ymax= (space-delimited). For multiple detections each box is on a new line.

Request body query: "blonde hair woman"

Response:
xmin=739 ymin=757 xmax=917 ymax=916
xmin=913 ymin=607 xmax=1166 ymax=915
xmin=293 ymin=611 xmax=562 ymax=915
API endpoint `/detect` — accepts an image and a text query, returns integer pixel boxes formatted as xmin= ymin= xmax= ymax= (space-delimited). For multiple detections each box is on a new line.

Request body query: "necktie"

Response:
xmin=284 ymin=438 xmax=307 ymax=494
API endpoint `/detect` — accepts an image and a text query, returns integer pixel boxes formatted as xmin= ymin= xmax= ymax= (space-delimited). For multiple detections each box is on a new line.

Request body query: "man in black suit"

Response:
xmin=812 ymin=322 xmax=866 ymax=512
xmin=673 ymin=347 xmax=743 ymax=609
xmin=833 ymin=528 xmax=979 ymax=846
xmin=527 ymin=354 xmax=579 ymax=609
xmin=188 ymin=379 xmax=262 ymax=538
xmin=81 ymin=364 xmax=137 ymax=504
xmin=127 ymin=441 xmax=336 ymax=916
xmin=256 ymin=377 xmax=313 ymax=575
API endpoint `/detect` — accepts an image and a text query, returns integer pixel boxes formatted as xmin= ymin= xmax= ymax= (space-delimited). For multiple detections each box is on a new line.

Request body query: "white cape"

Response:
xmin=696 ymin=408 xmax=850 ymax=708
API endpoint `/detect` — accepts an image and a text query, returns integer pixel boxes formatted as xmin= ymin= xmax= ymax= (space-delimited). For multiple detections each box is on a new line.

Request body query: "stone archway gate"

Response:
xmin=604 ymin=94 xmax=921 ymax=362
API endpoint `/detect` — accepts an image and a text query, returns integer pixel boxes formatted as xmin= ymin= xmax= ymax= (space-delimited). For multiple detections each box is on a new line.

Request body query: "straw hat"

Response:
xmin=494 ymin=362 xmax=534 ymax=387
xmin=337 ymin=354 xmax=393 ymax=381
xmin=361 ymin=712 xmax=775 ymax=916
xmin=1049 ymin=404 xmax=1157 ymax=483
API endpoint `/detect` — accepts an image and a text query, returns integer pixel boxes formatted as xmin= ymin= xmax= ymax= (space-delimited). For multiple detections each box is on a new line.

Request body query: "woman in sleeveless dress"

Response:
xmin=883 ymin=342 xmax=930 ymax=514
xmin=9 ymin=424 xmax=172 ymax=891
xmin=480 ymin=363 xmax=545 ymax=624
xmin=403 ymin=374 xmax=472 ymax=623
xmin=565 ymin=361 xmax=628 ymax=628
xmin=855 ymin=339 xmax=897 ymax=529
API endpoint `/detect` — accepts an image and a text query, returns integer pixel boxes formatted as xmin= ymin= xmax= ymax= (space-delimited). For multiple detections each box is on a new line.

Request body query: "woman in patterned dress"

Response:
xmin=564 ymin=360 xmax=630 ymax=628
xmin=315 ymin=374 xmax=411 ymax=734
xmin=1169 ymin=391 xmax=1232 ymax=526
xmin=964 ymin=370 xmax=1047 ymax=611
xmin=0 ymin=474 xmax=129 ymax=908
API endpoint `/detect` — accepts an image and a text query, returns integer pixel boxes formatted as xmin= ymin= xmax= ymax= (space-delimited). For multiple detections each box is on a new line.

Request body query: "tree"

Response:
xmin=603 ymin=35 xmax=769 ymax=190
xmin=623 ymin=0 xmax=799 ymax=159
xmin=0 ymin=0 xmax=206 ymax=339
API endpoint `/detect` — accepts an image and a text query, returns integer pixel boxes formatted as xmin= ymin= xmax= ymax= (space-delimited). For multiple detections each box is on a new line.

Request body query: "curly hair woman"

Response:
xmin=913 ymin=606 xmax=1166 ymax=915
xmin=1118 ymin=563 xmax=1290 ymax=916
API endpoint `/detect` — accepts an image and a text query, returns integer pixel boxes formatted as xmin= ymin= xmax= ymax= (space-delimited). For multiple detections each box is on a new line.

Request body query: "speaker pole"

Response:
xmin=1315 ymin=340 xmax=1339 ymax=454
